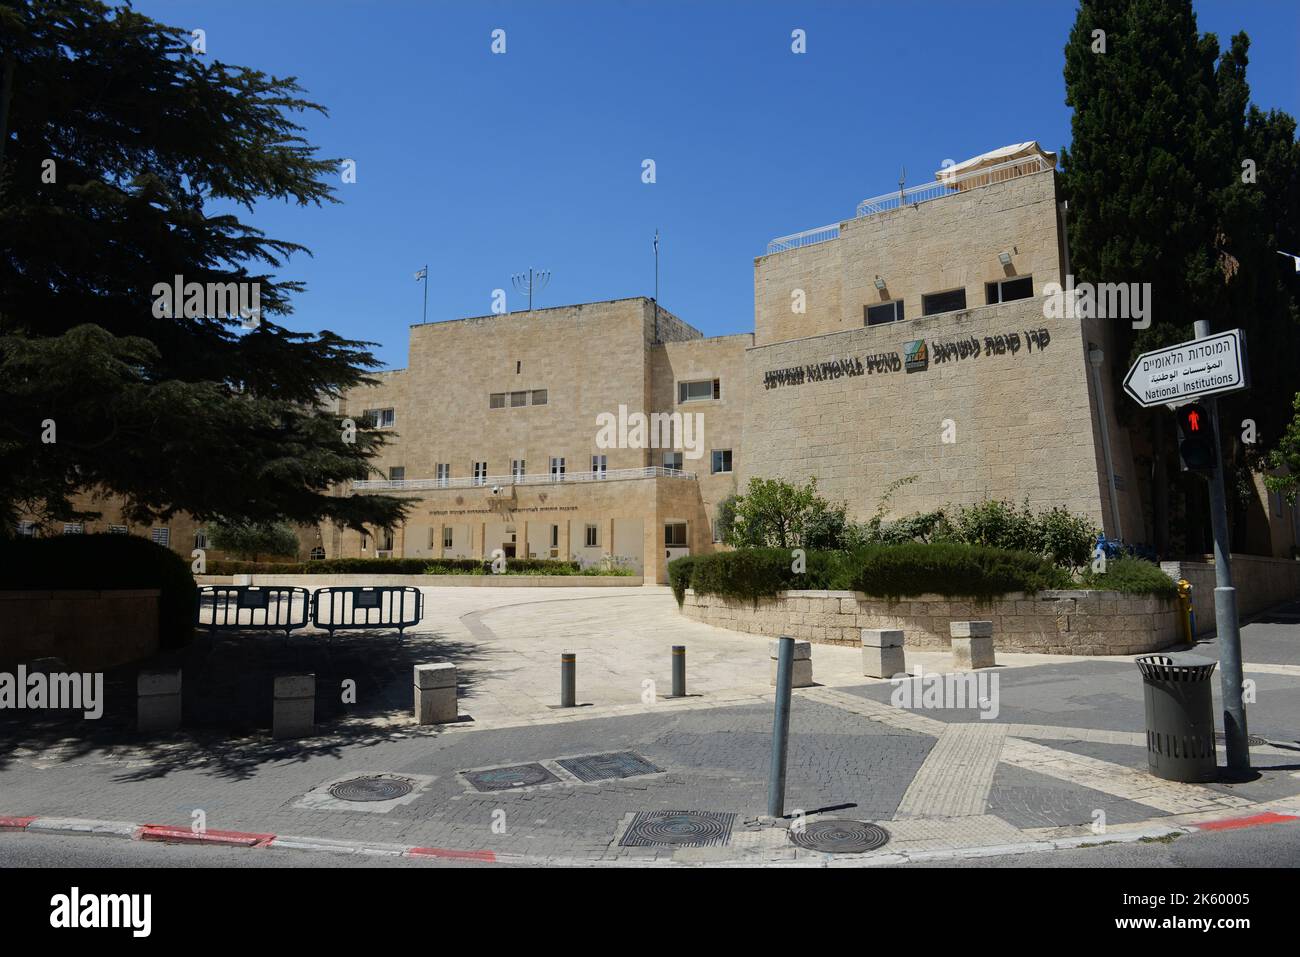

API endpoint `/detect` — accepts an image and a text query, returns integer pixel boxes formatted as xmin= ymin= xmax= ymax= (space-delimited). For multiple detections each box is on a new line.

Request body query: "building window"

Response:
xmin=531 ymin=389 xmax=548 ymax=405
xmin=17 ymin=521 xmax=36 ymax=537
xmin=309 ymin=546 xmax=326 ymax=560
xmin=490 ymin=393 xmax=506 ymax=409
xmin=665 ymin=523 xmax=687 ymax=547
xmin=663 ymin=451 xmax=683 ymax=472
xmin=151 ymin=527 xmax=170 ymax=547
xmin=550 ymin=457 xmax=566 ymax=482
xmin=379 ymin=528 xmax=394 ymax=551
xmin=549 ymin=525 xmax=559 ymax=549
xmin=364 ymin=408 xmax=396 ymax=428
xmin=711 ymin=449 xmax=733 ymax=474
xmin=443 ymin=527 xmax=454 ymax=549
xmin=63 ymin=523 xmax=84 ymax=535
xmin=678 ymin=379 xmax=720 ymax=403
xmin=389 ymin=466 xmax=405 ymax=482
xmin=473 ymin=462 xmax=488 ymax=486
xmin=509 ymin=391 xmax=527 ymax=408
xmin=712 ymin=519 xmax=723 ymax=543
xmin=592 ymin=454 xmax=607 ymax=478
xmin=436 ymin=463 xmax=450 ymax=487
xmin=108 ymin=524 xmax=128 ymax=535
xmin=361 ymin=533 xmax=369 ymax=551
xmin=986 ymin=275 xmax=1033 ymax=304
xmin=584 ymin=524 xmax=599 ymax=548
xmin=865 ymin=300 xmax=904 ymax=326
xmin=511 ymin=459 xmax=526 ymax=481
xmin=194 ymin=529 xmax=208 ymax=549
xmin=921 ymin=288 xmax=967 ymax=316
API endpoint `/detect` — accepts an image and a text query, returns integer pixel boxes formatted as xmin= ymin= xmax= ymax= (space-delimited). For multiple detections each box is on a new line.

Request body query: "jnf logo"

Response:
xmin=50 ymin=887 xmax=151 ymax=937
xmin=594 ymin=405 xmax=704 ymax=459
xmin=151 ymin=274 xmax=261 ymax=327
xmin=0 ymin=666 xmax=103 ymax=719
xmin=889 ymin=663 xmax=1000 ymax=720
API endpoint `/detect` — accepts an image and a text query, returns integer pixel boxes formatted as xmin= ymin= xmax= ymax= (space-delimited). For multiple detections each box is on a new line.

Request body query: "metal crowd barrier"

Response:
xmin=197 ymin=585 xmax=311 ymax=636
xmin=310 ymin=586 xmax=424 ymax=640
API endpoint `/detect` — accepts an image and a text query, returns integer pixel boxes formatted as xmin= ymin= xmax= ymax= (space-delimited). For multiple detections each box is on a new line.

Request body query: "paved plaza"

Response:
xmin=2 ymin=586 xmax=1298 ymax=866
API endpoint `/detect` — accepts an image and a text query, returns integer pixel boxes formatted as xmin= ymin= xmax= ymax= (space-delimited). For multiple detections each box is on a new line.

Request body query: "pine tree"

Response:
xmin=0 ymin=0 xmax=409 ymax=534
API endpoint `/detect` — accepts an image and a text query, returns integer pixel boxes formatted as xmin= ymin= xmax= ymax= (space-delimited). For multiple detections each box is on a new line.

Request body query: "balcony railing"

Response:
xmin=765 ymin=153 xmax=1055 ymax=254
xmin=353 ymin=465 xmax=698 ymax=492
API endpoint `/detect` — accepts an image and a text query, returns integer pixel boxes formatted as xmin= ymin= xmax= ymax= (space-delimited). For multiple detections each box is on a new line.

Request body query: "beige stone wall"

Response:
xmin=681 ymin=588 xmax=1180 ymax=656
xmin=1162 ymin=554 xmax=1300 ymax=633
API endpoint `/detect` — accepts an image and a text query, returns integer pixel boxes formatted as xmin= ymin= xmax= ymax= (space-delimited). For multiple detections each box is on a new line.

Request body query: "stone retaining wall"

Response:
xmin=680 ymin=589 xmax=1180 ymax=655
xmin=1161 ymin=555 xmax=1300 ymax=634
xmin=0 ymin=589 xmax=161 ymax=670
xmin=195 ymin=574 xmax=642 ymax=588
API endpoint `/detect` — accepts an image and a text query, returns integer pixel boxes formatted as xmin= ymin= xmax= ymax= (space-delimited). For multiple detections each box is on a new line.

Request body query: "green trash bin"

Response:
xmin=1135 ymin=653 xmax=1218 ymax=783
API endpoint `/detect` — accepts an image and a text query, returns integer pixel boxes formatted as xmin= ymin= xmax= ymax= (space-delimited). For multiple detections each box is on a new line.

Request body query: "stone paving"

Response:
xmin=1 ymin=587 xmax=1297 ymax=866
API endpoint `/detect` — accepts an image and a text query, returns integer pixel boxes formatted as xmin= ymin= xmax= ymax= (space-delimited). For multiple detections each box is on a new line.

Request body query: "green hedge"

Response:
xmin=0 ymin=534 xmax=197 ymax=648
xmin=206 ymin=556 xmax=585 ymax=576
xmin=1078 ymin=555 xmax=1178 ymax=598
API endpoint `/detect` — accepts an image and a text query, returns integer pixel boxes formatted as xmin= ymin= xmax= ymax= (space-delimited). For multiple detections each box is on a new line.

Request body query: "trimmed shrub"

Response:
xmin=0 ymin=534 xmax=198 ymax=648
xmin=668 ymin=555 xmax=697 ymax=606
xmin=206 ymin=556 xmax=584 ymax=576
xmin=680 ymin=547 xmax=839 ymax=605
xmin=840 ymin=542 xmax=1071 ymax=600
xmin=1079 ymin=556 xmax=1178 ymax=598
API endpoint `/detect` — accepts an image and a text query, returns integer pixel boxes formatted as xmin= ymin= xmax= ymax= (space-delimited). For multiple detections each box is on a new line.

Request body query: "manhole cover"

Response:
xmin=619 ymin=811 xmax=735 ymax=848
xmin=328 ymin=776 xmax=414 ymax=803
xmin=557 ymin=751 xmax=662 ymax=783
xmin=463 ymin=763 xmax=560 ymax=792
xmin=1215 ymin=733 xmax=1268 ymax=747
xmin=789 ymin=819 xmax=890 ymax=854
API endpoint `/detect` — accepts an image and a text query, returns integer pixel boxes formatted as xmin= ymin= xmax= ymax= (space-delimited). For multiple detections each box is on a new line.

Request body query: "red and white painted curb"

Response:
xmin=3 ymin=807 xmax=1297 ymax=866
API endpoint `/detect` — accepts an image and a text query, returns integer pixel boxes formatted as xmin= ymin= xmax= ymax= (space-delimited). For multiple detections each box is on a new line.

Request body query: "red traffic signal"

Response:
xmin=1175 ymin=403 xmax=1217 ymax=472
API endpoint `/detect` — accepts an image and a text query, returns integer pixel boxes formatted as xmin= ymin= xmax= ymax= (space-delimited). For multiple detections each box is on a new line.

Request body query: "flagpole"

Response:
xmin=421 ymin=264 xmax=428 ymax=324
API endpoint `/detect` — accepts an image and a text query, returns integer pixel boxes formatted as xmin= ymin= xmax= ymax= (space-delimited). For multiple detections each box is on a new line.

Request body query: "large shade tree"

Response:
xmin=1059 ymin=0 xmax=1300 ymax=554
xmin=0 ymin=0 xmax=409 ymax=533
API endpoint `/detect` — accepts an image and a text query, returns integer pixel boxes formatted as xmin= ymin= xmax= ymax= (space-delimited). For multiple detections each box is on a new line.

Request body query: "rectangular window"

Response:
xmin=584 ymin=524 xmax=599 ymax=548
xmin=63 ymin=523 xmax=83 ymax=535
xmin=531 ymin=389 xmax=548 ymax=405
xmin=436 ymin=463 xmax=450 ymax=487
xmin=662 ymin=451 xmax=683 ymax=472
xmin=380 ymin=528 xmax=394 ymax=551
xmin=550 ymin=457 xmax=566 ymax=482
xmin=511 ymin=459 xmax=526 ymax=481
xmin=443 ymin=527 xmax=454 ymax=549
xmin=921 ymin=288 xmax=967 ymax=316
xmin=712 ymin=519 xmax=723 ymax=544
xmin=108 ymin=524 xmax=128 ymax=535
xmin=711 ymin=449 xmax=733 ymax=474
xmin=549 ymin=525 xmax=559 ymax=549
xmin=509 ymin=391 xmax=527 ymax=408
xmin=364 ymin=408 xmax=396 ymax=428
xmin=17 ymin=521 xmax=36 ymax=537
xmin=489 ymin=393 xmax=506 ymax=409
xmin=591 ymin=454 xmax=607 ymax=478
xmin=151 ymin=527 xmax=170 ymax=547
xmin=389 ymin=466 xmax=405 ymax=482
xmin=473 ymin=462 xmax=488 ymax=486
xmin=865 ymin=300 xmax=905 ymax=326
xmin=665 ymin=523 xmax=687 ymax=547
xmin=194 ymin=530 xmax=208 ymax=549
xmin=678 ymin=379 xmax=720 ymax=403
xmin=986 ymin=275 xmax=1034 ymax=304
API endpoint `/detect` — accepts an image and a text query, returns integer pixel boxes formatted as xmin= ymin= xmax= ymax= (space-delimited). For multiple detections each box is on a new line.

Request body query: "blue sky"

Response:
xmin=132 ymin=0 xmax=1299 ymax=369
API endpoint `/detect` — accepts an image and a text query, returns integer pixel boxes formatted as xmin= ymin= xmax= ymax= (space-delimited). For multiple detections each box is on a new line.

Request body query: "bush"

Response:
xmin=0 ymin=534 xmax=198 ymax=648
xmin=841 ymin=542 xmax=1071 ymax=600
xmin=1078 ymin=556 xmax=1178 ymax=598
xmin=208 ymin=520 xmax=300 ymax=561
xmin=668 ymin=555 xmax=697 ymax=606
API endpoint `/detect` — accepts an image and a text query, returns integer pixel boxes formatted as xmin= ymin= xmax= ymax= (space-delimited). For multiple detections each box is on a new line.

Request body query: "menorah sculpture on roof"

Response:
xmin=511 ymin=267 xmax=551 ymax=312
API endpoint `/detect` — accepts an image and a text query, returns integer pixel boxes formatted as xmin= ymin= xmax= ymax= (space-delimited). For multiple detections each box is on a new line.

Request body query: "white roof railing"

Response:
xmin=353 ymin=465 xmax=697 ymax=492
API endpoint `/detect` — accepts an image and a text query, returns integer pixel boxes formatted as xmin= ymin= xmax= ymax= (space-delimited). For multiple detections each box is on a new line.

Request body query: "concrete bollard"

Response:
xmin=273 ymin=673 xmax=315 ymax=739
xmin=671 ymin=645 xmax=686 ymax=697
xmin=137 ymin=669 xmax=182 ymax=733
xmin=769 ymin=638 xmax=812 ymax=688
xmin=560 ymin=652 xmax=576 ymax=707
xmin=414 ymin=663 xmax=458 ymax=724
xmin=950 ymin=621 xmax=996 ymax=669
xmin=862 ymin=629 xmax=906 ymax=678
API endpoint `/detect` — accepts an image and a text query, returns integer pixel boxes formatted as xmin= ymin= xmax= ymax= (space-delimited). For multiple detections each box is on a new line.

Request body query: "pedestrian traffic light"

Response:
xmin=1175 ymin=403 xmax=1217 ymax=472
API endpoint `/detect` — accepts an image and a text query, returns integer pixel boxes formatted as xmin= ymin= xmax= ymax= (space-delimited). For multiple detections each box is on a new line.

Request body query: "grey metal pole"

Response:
xmin=560 ymin=651 xmax=576 ymax=708
xmin=671 ymin=645 xmax=686 ymax=697
xmin=1192 ymin=319 xmax=1249 ymax=772
xmin=767 ymin=636 xmax=795 ymax=817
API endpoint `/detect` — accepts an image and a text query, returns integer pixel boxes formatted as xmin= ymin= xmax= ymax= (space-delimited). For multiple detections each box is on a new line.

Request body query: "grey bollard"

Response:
xmin=560 ymin=651 xmax=576 ymax=707
xmin=950 ymin=621 xmax=995 ymax=669
xmin=414 ymin=663 xmax=458 ymax=724
xmin=273 ymin=673 xmax=315 ymax=739
xmin=862 ymin=629 xmax=906 ymax=678
xmin=767 ymin=636 xmax=795 ymax=817
xmin=671 ymin=645 xmax=686 ymax=697
xmin=769 ymin=638 xmax=812 ymax=688
xmin=137 ymin=669 xmax=182 ymax=733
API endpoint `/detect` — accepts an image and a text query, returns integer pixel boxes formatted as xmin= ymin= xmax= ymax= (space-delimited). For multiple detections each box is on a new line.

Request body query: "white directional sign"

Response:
xmin=1122 ymin=329 xmax=1249 ymax=408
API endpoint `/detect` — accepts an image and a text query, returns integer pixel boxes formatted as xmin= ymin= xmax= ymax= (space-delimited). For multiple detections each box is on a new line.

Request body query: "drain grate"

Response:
xmin=328 ymin=776 xmax=415 ymax=803
xmin=463 ymin=763 xmax=560 ymax=793
xmin=1215 ymin=733 xmax=1268 ymax=747
xmin=619 ymin=811 xmax=735 ymax=848
xmin=557 ymin=751 xmax=662 ymax=783
xmin=789 ymin=819 xmax=890 ymax=854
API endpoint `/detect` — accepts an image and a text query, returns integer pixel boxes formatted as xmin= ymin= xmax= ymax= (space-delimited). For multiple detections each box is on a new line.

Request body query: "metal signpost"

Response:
xmin=1123 ymin=325 xmax=1251 ymax=772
